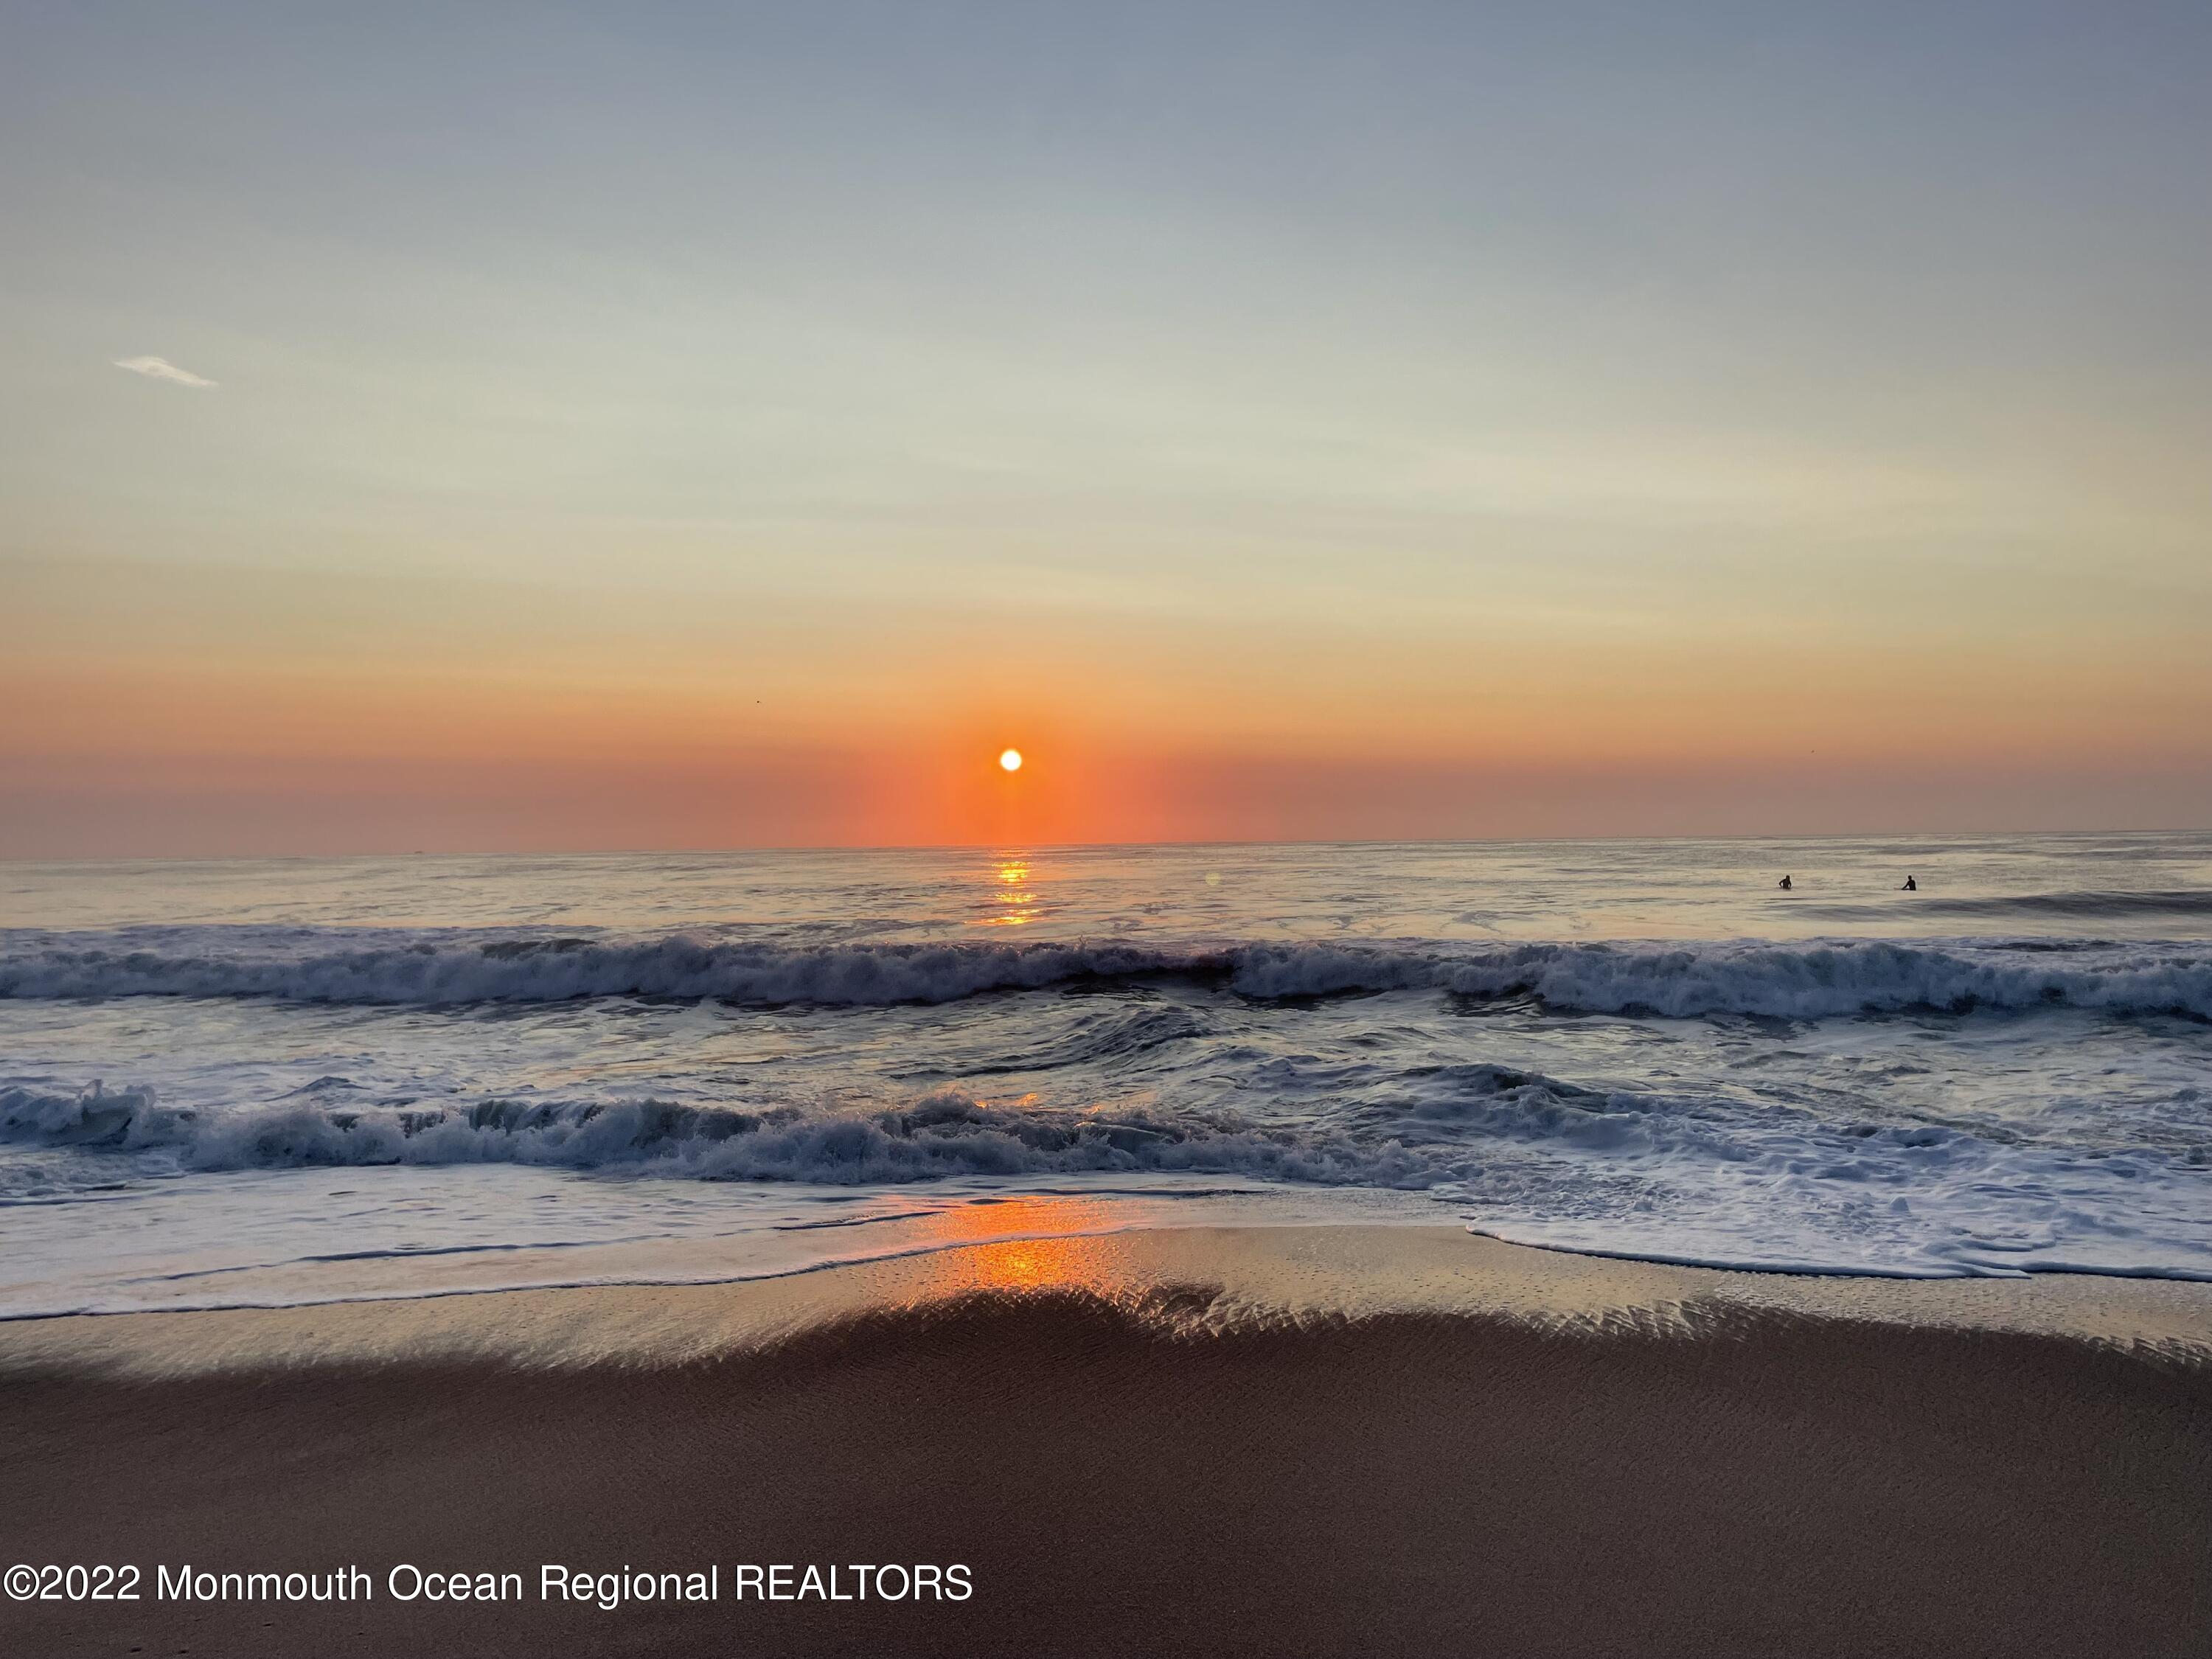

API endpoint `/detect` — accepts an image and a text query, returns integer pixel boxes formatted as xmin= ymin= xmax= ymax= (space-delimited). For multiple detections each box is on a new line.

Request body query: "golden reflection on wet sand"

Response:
xmin=888 ymin=1197 xmax=1146 ymax=1300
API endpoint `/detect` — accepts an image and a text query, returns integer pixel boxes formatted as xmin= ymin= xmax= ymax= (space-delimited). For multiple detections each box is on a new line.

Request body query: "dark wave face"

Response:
xmin=1796 ymin=889 xmax=2212 ymax=922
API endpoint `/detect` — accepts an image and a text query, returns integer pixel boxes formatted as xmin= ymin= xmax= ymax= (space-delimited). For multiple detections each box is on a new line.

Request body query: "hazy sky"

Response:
xmin=5 ymin=2 xmax=2210 ymax=855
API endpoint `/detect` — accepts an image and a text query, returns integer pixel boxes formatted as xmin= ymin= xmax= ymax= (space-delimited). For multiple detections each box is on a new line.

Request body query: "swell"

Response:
xmin=1796 ymin=889 xmax=2212 ymax=921
xmin=4 ymin=930 xmax=2212 ymax=1020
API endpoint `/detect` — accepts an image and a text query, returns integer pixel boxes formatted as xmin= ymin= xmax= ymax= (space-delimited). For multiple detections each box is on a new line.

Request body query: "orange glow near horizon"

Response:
xmin=4 ymin=573 xmax=2211 ymax=854
xmin=9 ymin=13 xmax=2212 ymax=860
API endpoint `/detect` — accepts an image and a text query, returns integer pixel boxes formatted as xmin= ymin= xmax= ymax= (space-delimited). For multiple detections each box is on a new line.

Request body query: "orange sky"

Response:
xmin=6 ymin=7 xmax=2211 ymax=855
xmin=6 ymin=546 xmax=2208 ymax=854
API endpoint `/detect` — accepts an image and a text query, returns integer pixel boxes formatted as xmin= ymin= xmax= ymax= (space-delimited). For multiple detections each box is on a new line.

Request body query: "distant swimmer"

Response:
xmin=1778 ymin=875 xmax=1793 ymax=891
xmin=1902 ymin=876 xmax=1918 ymax=891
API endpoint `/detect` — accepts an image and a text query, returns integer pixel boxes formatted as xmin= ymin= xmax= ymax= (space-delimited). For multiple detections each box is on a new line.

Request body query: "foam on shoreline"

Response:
xmin=7 ymin=1227 xmax=2210 ymax=1380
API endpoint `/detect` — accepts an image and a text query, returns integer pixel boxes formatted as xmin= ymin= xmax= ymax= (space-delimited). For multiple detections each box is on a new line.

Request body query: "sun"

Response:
xmin=998 ymin=748 xmax=1023 ymax=773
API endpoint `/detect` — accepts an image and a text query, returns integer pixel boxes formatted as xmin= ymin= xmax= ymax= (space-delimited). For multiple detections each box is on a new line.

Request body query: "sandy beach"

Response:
xmin=4 ymin=1227 xmax=2209 ymax=1658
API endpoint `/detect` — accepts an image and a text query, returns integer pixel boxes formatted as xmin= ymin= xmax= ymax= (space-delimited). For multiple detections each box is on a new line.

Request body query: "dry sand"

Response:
xmin=4 ymin=1227 xmax=2209 ymax=1657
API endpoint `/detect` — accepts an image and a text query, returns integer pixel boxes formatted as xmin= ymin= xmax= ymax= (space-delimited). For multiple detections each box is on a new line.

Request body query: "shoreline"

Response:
xmin=6 ymin=1227 xmax=2210 ymax=1656
xmin=9 ymin=1225 xmax=2212 ymax=1374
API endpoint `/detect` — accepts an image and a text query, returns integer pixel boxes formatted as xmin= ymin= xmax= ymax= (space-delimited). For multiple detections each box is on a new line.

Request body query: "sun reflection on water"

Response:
xmin=971 ymin=854 xmax=1042 ymax=928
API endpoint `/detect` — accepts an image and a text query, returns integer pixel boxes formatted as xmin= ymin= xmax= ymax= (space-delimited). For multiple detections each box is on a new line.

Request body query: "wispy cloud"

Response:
xmin=112 ymin=355 xmax=217 ymax=388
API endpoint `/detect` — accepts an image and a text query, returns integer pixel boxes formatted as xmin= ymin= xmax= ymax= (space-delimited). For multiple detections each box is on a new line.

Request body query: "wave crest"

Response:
xmin=0 ymin=1082 xmax=1445 ymax=1187
xmin=4 ymin=930 xmax=2211 ymax=1020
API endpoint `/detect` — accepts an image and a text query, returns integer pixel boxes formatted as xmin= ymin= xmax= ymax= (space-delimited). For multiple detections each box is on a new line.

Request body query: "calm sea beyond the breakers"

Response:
xmin=4 ymin=832 xmax=2211 ymax=1316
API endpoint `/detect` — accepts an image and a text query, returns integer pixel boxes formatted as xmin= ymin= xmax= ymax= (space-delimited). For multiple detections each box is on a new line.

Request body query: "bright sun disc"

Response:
xmin=998 ymin=748 xmax=1023 ymax=772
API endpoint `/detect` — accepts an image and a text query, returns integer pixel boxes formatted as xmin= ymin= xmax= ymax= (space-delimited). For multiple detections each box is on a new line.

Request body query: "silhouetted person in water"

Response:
xmin=1902 ymin=876 xmax=1918 ymax=891
xmin=1778 ymin=875 xmax=1793 ymax=891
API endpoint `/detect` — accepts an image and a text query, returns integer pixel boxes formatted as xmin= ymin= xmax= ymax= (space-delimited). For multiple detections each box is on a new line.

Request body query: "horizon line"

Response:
xmin=6 ymin=824 xmax=2205 ymax=869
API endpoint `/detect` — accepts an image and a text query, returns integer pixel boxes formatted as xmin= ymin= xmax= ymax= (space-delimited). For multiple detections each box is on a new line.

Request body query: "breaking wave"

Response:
xmin=10 ymin=1066 xmax=2209 ymax=1281
xmin=4 ymin=929 xmax=2211 ymax=1020
xmin=0 ymin=1081 xmax=1449 ymax=1187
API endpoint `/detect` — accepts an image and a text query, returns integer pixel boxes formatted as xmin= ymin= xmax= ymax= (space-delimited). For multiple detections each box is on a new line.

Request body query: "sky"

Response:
xmin=4 ymin=1 xmax=2210 ymax=855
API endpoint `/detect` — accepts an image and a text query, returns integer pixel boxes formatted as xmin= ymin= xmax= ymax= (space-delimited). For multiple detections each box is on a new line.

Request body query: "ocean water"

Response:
xmin=4 ymin=835 xmax=2211 ymax=1315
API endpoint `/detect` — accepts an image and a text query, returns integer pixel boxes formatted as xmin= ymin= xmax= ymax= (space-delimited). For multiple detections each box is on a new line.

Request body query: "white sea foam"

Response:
xmin=4 ymin=840 xmax=2211 ymax=1307
xmin=0 ymin=1081 xmax=1444 ymax=1186
xmin=6 ymin=1068 xmax=2208 ymax=1283
xmin=4 ymin=929 xmax=2211 ymax=1019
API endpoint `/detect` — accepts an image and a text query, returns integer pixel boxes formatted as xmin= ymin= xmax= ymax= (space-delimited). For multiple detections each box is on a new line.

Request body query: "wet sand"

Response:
xmin=4 ymin=1228 xmax=2210 ymax=1657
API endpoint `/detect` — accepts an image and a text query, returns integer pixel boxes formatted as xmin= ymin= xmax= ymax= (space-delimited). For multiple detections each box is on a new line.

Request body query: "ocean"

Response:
xmin=4 ymin=833 xmax=2211 ymax=1315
